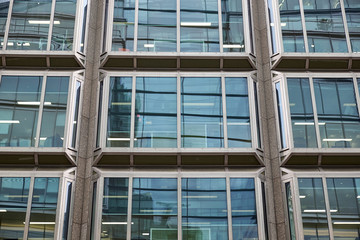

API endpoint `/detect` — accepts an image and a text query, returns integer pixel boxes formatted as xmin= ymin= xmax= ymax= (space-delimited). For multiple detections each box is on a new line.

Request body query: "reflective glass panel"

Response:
xmin=230 ymin=178 xmax=258 ymax=240
xmin=101 ymin=178 xmax=128 ymax=240
xmin=135 ymin=77 xmax=177 ymax=148
xmin=28 ymin=177 xmax=59 ymax=239
xmin=225 ymin=77 xmax=251 ymax=147
xmin=327 ymin=178 xmax=360 ymax=240
xmin=137 ymin=0 xmax=176 ymax=52
xmin=80 ymin=0 xmax=88 ymax=52
xmin=0 ymin=0 xmax=10 ymax=50
xmin=181 ymin=77 xmax=223 ymax=148
xmin=71 ymin=81 xmax=81 ymax=148
xmin=298 ymin=178 xmax=330 ymax=240
xmin=285 ymin=182 xmax=296 ymax=240
xmin=0 ymin=76 xmax=42 ymax=147
xmin=254 ymin=82 xmax=261 ymax=148
xmin=221 ymin=0 xmax=245 ymax=52
xmin=268 ymin=0 xmax=278 ymax=53
xmin=313 ymin=78 xmax=360 ymax=148
xmin=276 ymin=82 xmax=287 ymax=148
xmin=62 ymin=182 xmax=72 ymax=240
xmin=50 ymin=0 xmax=76 ymax=51
xmin=96 ymin=81 xmax=103 ymax=148
xmin=131 ymin=178 xmax=177 ymax=239
xmin=344 ymin=0 xmax=360 ymax=53
xmin=8 ymin=0 xmax=52 ymax=50
xmin=107 ymin=77 xmax=132 ymax=147
xmin=0 ymin=177 xmax=30 ymax=239
xmin=303 ymin=0 xmax=348 ymax=53
xmin=279 ymin=0 xmax=305 ymax=52
xmin=182 ymin=178 xmax=228 ymax=240
xmin=112 ymin=0 xmax=135 ymax=51
xmin=39 ymin=76 xmax=69 ymax=147
xmin=180 ymin=0 xmax=219 ymax=52
xmin=287 ymin=78 xmax=317 ymax=148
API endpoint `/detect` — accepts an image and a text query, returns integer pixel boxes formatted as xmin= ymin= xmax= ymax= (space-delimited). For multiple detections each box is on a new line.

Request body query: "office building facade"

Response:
xmin=0 ymin=0 xmax=359 ymax=239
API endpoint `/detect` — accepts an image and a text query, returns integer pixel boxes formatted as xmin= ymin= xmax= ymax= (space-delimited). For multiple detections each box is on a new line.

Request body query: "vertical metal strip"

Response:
xmin=35 ymin=75 xmax=48 ymax=147
xmin=226 ymin=177 xmax=233 ymax=240
xmin=298 ymin=0 xmax=309 ymax=53
xmin=3 ymin=0 xmax=14 ymax=50
xmin=177 ymin=75 xmax=181 ymax=149
xmin=242 ymin=0 xmax=251 ymax=53
xmin=221 ymin=76 xmax=228 ymax=148
xmin=62 ymin=74 xmax=73 ymax=148
xmin=283 ymin=76 xmax=294 ymax=149
xmin=47 ymin=0 xmax=57 ymax=51
xmin=217 ymin=0 xmax=223 ymax=53
xmin=255 ymin=178 xmax=265 ymax=240
xmin=23 ymin=177 xmax=35 ymax=240
xmin=309 ymin=77 xmax=322 ymax=148
xmin=339 ymin=0 xmax=352 ymax=53
xmin=54 ymin=177 xmax=65 ymax=239
xmin=176 ymin=0 xmax=180 ymax=53
xmin=130 ymin=76 xmax=136 ymax=148
xmin=293 ymin=178 xmax=305 ymax=240
xmin=248 ymin=76 xmax=257 ymax=149
xmin=95 ymin=177 xmax=104 ymax=240
xmin=353 ymin=76 xmax=360 ymax=118
xmin=102 ymin=77 xmax=110 ymax=148
xmin=133 ymin=0 xmax=139 ymax=52
xmin=322 ymin=177 xmax=334 ymax=240
xmin=177 ymin=173 xmax=182 ymax=240
xmin=126 ymin=177 xmax=134 ymax=240
xmin=107 ymin=0 xmax=115 ymax=52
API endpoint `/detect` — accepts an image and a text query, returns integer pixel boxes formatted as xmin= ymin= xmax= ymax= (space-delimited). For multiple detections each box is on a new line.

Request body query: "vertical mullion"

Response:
xmin=126 ymin=177 xmax=133 ymax=240
xmin=255 ymin=178 xmax=265 ymax=240
xmin=62 ymin=74 xmax=73 ymax=148
xmin=35 ymin=75 xmax=47 ymax=147
xmin=298 ymin=0 xmax=309 ymax=53
xmin=322 ymin=177 xmax=334 ymax=240
xmin=339 ymin=0 xmax=352 ymax=53
xmin=242 ymin=0 xmax=251 ymax=53
xmin=309 ymin=77 xmax=321 ymax=148
xmin=177 ymin=0 xmax=180 ymax=53
xmin=23 ymin=177 xmax=35 ymax=240
xmin=54 ymin=177 xmax=65 ymax=239
xmin=130 ymin=76 xmax=136 ymax=148
xmin=177 ymin=75 xmax=181 ymax=149
xmin=217 ymin=0 xmax=223 ymax=53
xmin=95 ymin=178 xmax=104 ymax=240
xmin=248 ymin=77 xmax=257 ymax=148
xmin=221 ymin=76 xmax=228 ymax=148
xmin=226 ymin=177 xmax=233 ymax=240
xmin=47 ymin=0 xmax=57 ymax=51
xmin=177 ymin=174 xmax=182 ymax=240
xmin=102 ymin=77 xmax=110 ymax=148
xmin=133 ymin=0 xmax=139 ymax=52
xmin=3 ymin=0 xmax=14 ymax=50
xmin=293 ymin=178 xmax=305 ymax=240
xmin=283 ymin=77 xmax=294 ymax=149
xmin=353 ymin=76 xmax=360 ymax=118
xmin=106 ymin=0 xmax=115 ymax=52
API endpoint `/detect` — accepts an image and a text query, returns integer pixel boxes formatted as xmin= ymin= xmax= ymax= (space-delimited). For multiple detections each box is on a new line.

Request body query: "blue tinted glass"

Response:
xmin=0 ymin=0 xmax=9 ymax=50
xmin=226 ymin=78 xmax=251 ymax=147
xmin=182 ymin=178 xmax=228 ymax=240
xmin=181 ymin=77 xmax=223 ymax=148
xmin=107 ymin=77 xmax=132 ymax=147
xmin=0 ymin=177 xmax=30 ymax=239
xmin=344 ymin=0 xmax=360 ymax=53
xmin=230 ymin=178 xmax=258 ymax=240
xmin=276 ymin=82 xmax=287 ymax=148
xmin=135 ymin=77 xmax=177 ymax=147
xmin=102 ymin=178 xmax=129 ymax=240
xmin=112 ymin=0 xmax=135 ymax=51
xmin=71 ymin=81 xmax=81 ymax=148
xmin=131 ymin=178 xmax=177 ymax=239
xmin=28 ymin=177 xmax=60 ymax=239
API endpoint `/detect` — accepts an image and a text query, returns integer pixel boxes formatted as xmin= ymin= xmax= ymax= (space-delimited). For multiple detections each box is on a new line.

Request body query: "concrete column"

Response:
xmin=252 ymin=0 xmax=287 ymax=239
xmin=70 ymin=0 xmax=104 ymax=238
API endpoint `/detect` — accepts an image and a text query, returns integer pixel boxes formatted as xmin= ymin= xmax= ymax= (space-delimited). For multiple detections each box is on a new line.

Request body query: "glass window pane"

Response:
xmin=131 ymin=178 xmax=177 ymax=239
xmin=181 ymin=77 xmax=223 ymax=148
xmin=101 ymin=178 xmax=128 ymax=240
xmin=279 ymin=0 xmax=305 ymax=52
xmin=303 ymin=0 xmax=348 ymax=53
xmin=313 ymin=78 xmax=360 ymax=148
xmin=180 ymin=0 xmax=219 ymax=52
xmin=135 ymin=77 xmax=177 ymax=148
xmin=230 ymin=178 xmax=258 ymax=240
xmin=344 ymin=1 xmax=360 ymax=53
xmin=268 ymin=0 xmax=278 ymax=53
xmin=222 ymin=0 xmax=245 ymax=52
xmin=107 ymin=77 xmax=132 ymax=147
xmin=62 ymin=182 xmax=72 ymax=240
xmin=7 ymin=0 xmax=52 ymax=50
xmin=28 ymin=177 xmax=60 ymax=239
xmin=182 ymin=178 xmax=228 ymax=240
xmin=276 ymin=82 xmax=287 ymax=148
xmin=96 ymin=81 xmax=104 ymax=148
xmin=285 ymin=182 xmax=296 ymax=240
xmin=137 ymin=0 xmax=176 ymax=52
xmin=0 ymin=76 xmax=42 ymax=147
xmin=50 ymin=0 xmax=76 ymax=51
xmin=71 ymin=81 xmax=81 ymax=148
xmin=79 ymin=0 xmax=88 ymax=52
xmin=39 ymin=76 xmax=69 ymax=147
xmin=0 ymin=0 xmax=10 ymax=50
xmin=226 ymin=77 xmax=251 ymax=147
xmin=298 ymin=178 xmax=330 ymax=240
xmin=112 ymin=0 xmax=135 ymax=51
xmin=326 ymin=178 xmax=360 ymax=239
xmin=0 ymin=177 xmax=30 ymax=239
xmin=287 ymin=78 xmax=317 ymax=148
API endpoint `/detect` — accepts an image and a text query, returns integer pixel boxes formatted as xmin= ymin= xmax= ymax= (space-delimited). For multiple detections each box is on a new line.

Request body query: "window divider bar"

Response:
xmin=63 ymin=76 xmax=74 ymax=148
xmin=255 ymin=178 xmax=265 ymax=240
xmin=102 ymin=78 xmax=110 ymax=148
xmin=298 ymin=0 xmax=309 ymax=53
xmin=339 ymin=0 xmax=352 ymax=53
xmin=283 ymin=77 xmax=294 ymax=149
xmin=106 ymin=0 xmax=115 ymax=52
xmin=292 ymin=178 xmax=305 ymax=240
xmin=54 ymin=177 xmax=65 ymax=239
xmin=23 ymin=177 xmax=35 ymax=240
xmin=176 ymin=0 xmax=180 ymax=53
xmin=47 ymin=0 xmax=57 ymax=51
xmin=133 ymin=0 xmax=139 ymax=52
xmin=218 ymin=0 xmax=223 ymax=53
xmin=3 ymin=0 xmax=13 ymax=51
xmin=243 ymin=0 xmax=251 ymax=53
xmin=322 ymin=177 xmax=335 ymax=240
xmin=130 ymin=76 xmax=136 ymax=148
xmin=177 ymin=175 xmax=182 ymax=240
xmin=309 ymin=77 xmax=321 ymax=149
xmin=226 ymin=177 xmax=233 ymax=240
xmin=248 ymin=77 xmax=257 ymax=148
xmin=35 ymin=75 xmax=48 ymax=148
xmin=352 ymin=77 xmax=360 ymax=118
xmin=222 ymin=76 xmax=228 ymax=148
xmin=95 ymin=178 xmax=104 ymax=240
xmin=177 ymin=75 xmax=181 ymax=149
xmin=126 ymin=177 xmax=134 ymax=240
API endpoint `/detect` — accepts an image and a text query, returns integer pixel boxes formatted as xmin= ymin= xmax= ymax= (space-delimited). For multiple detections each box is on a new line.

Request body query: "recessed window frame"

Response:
xmin=0 ymin=70 xmax=84 ymax=151
xmin=97 ymin=71 xmax=261 ymax=152
xmin=91 ymin=167 xmax=267 ymax=240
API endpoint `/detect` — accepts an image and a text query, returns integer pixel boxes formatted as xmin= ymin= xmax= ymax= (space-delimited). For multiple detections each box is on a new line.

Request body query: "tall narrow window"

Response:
xmin=112 ymin=0 xmax=135 ymax=51
xmin=62 ymin=182 xmax=72 ymax=240
xmin=276 ymin=82 xmax=287 ymax=148
xmin=80 ymin=0 xmax=88 ymax=52
xmin=135 ymin=77 xmax=177 ymax=147
xmin=181 ymin=77 xmax=223 ymax=148
xmin=71 ymin=81 xmax=81 ymax=148
xmin=107 ymin=77 xmax=132 ymax=147
xmin=344 ymin=0 xmax=360 ymax=53
xmin=285 ymin=182 xmax=296 ymax=240
xmin=0 ymin=0 xmax=10 ymax=49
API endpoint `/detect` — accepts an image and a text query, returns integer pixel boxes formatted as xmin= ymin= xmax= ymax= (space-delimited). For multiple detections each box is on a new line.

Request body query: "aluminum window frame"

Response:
xmin=0 ymin=168 xmax=76 ymax=240
xmin=276 ymin=72 xmax=360 ymax=152
xmin=98 ymin=71 xmax=260 ymax=152
xmin=103 ymin=0 xmax=254 ymax=55
xmin=92 ymin=167 xmax=267 ymax=240
xmin=0 ymin=70 xmax=84 ymax=152
xmin=282 ymin=168 xmax=360 ymax=240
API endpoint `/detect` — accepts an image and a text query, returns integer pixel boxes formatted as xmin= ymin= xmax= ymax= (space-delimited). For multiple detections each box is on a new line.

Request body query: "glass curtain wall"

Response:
xmin=112 ymin=0 xmax=135 ymax=51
